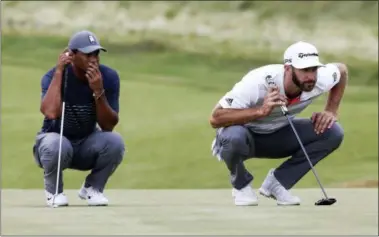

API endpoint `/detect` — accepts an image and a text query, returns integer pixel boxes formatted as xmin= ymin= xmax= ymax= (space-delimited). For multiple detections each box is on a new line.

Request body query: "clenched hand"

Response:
xmin=311 ymin=111 xmax=337 ymax=134
xmin=57 ymin=48 xmax=73 ymax=71
xmin=86 ymin=62 xmax=104 ymax=97
xmin=260 ymin=86 xmax=288 ymax=116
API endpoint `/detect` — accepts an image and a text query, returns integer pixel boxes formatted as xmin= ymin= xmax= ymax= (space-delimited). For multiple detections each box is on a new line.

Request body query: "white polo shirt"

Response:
xmin=217 ymin=63 xmax=341 ymax=134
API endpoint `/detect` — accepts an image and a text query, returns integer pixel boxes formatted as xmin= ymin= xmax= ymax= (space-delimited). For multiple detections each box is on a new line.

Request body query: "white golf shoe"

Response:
xmin=259 ymin=169 xmax=301 ymax=206
xmin=232 ymin=183 xmax=259 ymax=206
xmin=78 ymin=185 xmax=109 ymax=206
xmin=45 ymin=191 xmax=69 ymax=207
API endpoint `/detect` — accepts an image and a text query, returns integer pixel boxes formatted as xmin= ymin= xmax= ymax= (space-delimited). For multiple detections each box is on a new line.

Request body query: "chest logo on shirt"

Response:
xmin=225 ymin=98 xmax=234 ymax=106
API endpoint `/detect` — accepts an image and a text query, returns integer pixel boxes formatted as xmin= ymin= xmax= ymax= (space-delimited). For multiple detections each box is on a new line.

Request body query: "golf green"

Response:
xmin=2 ymin=188 xmax=377 ymax=235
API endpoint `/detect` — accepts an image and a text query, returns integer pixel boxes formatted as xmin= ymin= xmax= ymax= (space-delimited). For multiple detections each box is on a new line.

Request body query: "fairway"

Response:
xmin=2 ymin=189 xmax=377 ymax=235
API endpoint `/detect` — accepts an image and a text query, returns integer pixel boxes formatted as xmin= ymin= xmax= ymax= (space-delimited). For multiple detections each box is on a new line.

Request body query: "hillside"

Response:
xmin=2 ymin=1 xmax=378 ymax=62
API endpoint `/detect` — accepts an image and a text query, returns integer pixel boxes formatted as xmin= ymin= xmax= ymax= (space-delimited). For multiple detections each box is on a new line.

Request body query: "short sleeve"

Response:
xmin=218 ymin=75 xmax=260 ymax=109
xmin=104 ymin=70 xmax=120 ymax=113
xmin=41 ymin=68 xmax=55 ymax=99
xmin=316 ymin=63 xmax=341 ymax=92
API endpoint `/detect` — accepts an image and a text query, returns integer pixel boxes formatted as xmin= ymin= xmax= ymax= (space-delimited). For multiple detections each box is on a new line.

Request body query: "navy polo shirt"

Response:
xmin=39 ymin=64 xmax=120 ymax=140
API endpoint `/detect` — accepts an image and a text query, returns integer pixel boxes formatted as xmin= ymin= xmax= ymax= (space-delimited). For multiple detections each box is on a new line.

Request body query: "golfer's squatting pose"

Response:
xmin=33 ymin=30 xmax=126 ymax=207
xmin=209 ymin=41 xmax=348 ymax=206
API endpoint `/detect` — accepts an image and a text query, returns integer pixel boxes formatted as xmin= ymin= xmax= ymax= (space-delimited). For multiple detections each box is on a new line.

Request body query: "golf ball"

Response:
xmin=53 ymin=204 xmax=58 ymax=208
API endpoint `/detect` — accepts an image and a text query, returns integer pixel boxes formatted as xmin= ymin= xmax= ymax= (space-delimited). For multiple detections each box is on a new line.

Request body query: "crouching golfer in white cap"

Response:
xmin=33 ymin=30 xmax=126 ymax=207
xmin=209 ymin=41 xmax=348 ymax=206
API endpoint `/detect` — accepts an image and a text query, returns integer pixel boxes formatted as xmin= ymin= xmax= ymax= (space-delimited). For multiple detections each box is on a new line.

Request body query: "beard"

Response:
xmin=292 ymin=71 xmax=315 ymax=92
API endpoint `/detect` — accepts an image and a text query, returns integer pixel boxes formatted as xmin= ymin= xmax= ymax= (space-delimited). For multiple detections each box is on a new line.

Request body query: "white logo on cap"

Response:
xmin=298 ymin=53 xmax=318 ymax=59
xmin=88 ymin=35 xmax=96 ymax=44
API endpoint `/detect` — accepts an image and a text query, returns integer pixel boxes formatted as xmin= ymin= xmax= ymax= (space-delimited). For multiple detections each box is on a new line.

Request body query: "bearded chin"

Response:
xmin=292 ymin=71 xmax=314 ymax=92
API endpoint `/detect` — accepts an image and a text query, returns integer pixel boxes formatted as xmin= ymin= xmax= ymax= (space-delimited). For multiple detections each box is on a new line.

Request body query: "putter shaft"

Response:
xmin=282 ymin=106 xmax=329 ymax=199
xmin=53 ymin=67 xmax=68 ymax=207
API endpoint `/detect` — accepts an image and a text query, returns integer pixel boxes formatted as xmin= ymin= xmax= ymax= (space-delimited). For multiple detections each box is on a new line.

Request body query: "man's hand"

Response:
xmin=57 ymin=49 xmax=73 ymax=71
xmin=311 ymin=111 xmax=337 ymax=134
xmin=86 ymin=62 xmax=104 ymax=97
xmin=260 ymin=86 xmax=287 ymax=116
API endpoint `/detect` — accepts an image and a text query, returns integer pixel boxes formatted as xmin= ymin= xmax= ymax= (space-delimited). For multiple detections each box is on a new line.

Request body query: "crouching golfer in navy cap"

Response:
xmin=33 ymin=30 xmax=126 ymax=207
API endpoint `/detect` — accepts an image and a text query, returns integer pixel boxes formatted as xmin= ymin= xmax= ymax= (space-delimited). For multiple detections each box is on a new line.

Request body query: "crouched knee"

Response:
xmin=218 ymin=126 xmax=252 ymax=155
xmin=103 ymin=132 xmax=126 ymax=163
xmin=36 ymin=133 xmax=73 ymax=170
xmin=328 ymin=122 xmax=345 ymax=150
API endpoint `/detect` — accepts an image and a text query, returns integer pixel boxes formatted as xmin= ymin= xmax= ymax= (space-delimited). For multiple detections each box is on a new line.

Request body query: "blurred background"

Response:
xmin=1 ymin=1 xmax=378 ymax=190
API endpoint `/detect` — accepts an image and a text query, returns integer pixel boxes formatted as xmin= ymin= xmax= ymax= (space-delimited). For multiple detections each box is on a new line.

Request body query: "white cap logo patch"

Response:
xmin=88 ymin=35 xmax=96 ymax=44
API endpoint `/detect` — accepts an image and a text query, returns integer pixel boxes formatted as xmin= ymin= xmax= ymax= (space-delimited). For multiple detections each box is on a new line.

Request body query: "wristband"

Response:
xmin=93 ymin=90 xmax=105 ymax=100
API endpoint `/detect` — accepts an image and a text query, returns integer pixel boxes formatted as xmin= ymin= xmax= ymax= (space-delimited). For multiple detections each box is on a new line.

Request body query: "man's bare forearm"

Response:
xmin=94 ymin=92 xmax=119 ymax=131
xmin=325 ymin=63 xmax=348 ymax=114
xmin=40 ymin=69 xmax=64 ymax=119
xmin=209 ymin=106 xmax=265 ymax=128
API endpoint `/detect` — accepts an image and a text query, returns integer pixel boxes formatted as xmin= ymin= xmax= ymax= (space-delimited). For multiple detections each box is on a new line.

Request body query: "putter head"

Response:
xmin=315 ymin=198 xmax=337 ymax=206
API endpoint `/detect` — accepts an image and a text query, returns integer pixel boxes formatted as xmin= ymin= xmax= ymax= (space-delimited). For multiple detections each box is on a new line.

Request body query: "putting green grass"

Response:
xmin=1 ymin=35 xmax=378 ymax=190
xmin=2 ymin=189 xmax=377 ymax=235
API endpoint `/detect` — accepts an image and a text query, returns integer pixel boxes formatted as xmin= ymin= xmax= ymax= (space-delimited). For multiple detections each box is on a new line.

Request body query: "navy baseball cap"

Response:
xmin=68 ymin=30 xmax=107 ymax=53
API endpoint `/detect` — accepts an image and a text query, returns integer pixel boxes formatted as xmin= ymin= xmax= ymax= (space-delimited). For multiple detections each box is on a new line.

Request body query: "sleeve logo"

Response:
xmin=332 ymin=72 xmax=337 ymax=82
xmin=225 ymin=98 xmax=233 ymax=106
xmin=265 ymin=75 xmax=275 ymax=87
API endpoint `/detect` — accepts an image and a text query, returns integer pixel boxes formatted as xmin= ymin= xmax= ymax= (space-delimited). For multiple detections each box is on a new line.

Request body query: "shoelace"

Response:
xmin=271 ymin=181 xmax=292 ymax=199
xmin=241 ymin=187 xmax=255 ymax=197
xmin=46 ymin=192 xmax=64 ymax=198
xmin=87 ymin=188 xmax=103 ymax=197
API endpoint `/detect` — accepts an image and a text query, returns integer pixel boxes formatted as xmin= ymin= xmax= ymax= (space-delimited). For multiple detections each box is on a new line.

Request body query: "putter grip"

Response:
xmin=62 ymin=66 xmax=69 ymax=102
xmin=280 ymin=105 xmax=288 ymax=115
xmin=265 ymin=76 xmax=289 ymax=115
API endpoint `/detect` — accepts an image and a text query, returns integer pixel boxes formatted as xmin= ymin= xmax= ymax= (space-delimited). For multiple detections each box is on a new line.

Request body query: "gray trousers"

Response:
xmin=33 ymin=130 xmax=126 ymax=194
xmin=213 ymin=118 xmax=344 ymax=190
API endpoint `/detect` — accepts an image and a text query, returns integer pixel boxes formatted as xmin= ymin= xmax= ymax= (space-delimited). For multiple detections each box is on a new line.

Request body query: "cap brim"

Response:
xmin=78 ymin=45 xmax=107 ymax=54
xmin=293 ymin=60 xmax=324 ymax=69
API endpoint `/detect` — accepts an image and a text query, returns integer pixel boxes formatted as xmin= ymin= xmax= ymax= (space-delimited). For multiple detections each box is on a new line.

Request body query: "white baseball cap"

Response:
xmin=283 ymin=41 xmax=324 ymax=69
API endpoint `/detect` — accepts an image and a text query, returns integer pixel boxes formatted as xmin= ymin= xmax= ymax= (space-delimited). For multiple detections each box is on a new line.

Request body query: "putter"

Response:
xmin=283 ymin=110 xmax=336 ymax=206
xmin=52 ymin=64 xmax=69 ymax=208
xmin=265 ymin=76 xmax=336 ymax=206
